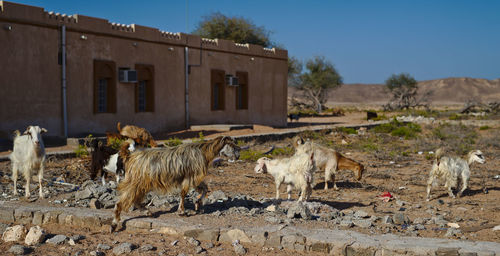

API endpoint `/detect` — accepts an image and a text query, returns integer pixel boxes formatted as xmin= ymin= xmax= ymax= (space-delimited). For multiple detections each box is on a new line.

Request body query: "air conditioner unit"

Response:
xmin=119 ymin=69 xmax=138 ymax=83
xmin=225 ymin=74 xmax=239 ymax=86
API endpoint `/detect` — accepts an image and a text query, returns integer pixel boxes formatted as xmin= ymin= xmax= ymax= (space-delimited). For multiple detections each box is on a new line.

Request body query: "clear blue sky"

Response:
xmin=11 ymin=0 xmax=500 ymax=84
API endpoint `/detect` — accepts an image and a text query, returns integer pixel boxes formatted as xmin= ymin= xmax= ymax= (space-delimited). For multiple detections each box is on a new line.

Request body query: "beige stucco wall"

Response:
xmin=0 ymin=1 xmax=287 ymax=138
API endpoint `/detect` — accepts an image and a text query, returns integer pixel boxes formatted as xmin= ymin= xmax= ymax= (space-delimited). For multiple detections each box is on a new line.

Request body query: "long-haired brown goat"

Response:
xmin=117 ymin=122 xmax=157 ymax=147
xmin=111 ymin=136 xmax=240 ymax=231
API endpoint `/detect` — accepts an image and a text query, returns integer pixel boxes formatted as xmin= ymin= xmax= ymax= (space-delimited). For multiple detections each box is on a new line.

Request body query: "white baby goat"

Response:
xmin=254 ymin=151 xmax=316 ymax=201
xmin=426 ymin=148 xmax=485 ymax=201
xmin=10 ymin=126 xmax=47 ymax=199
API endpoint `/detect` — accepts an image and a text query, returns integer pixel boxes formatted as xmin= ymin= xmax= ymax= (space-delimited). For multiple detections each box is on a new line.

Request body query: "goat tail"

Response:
xmin=117 ymin=122 xmax=122 ymax=133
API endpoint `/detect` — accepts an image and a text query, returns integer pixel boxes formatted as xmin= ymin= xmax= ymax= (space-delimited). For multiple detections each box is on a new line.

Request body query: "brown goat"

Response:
xmin=294 ymin=137 xmax=364 ymax=190
xmin=116 ymin=122 xmax=157 ymax=147
xmin=111 ymin=136 xmax=240 ymax=231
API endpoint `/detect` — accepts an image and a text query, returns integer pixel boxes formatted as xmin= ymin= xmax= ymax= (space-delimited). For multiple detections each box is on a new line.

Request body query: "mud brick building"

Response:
xmin=0 ymin=1 xmax=288 ymax=139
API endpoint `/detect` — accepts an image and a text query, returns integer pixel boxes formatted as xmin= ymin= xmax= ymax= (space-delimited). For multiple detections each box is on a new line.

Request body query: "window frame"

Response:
xmin=135 ymin=64 xmax=155 ymax=112
xmin=235 ymin=71 xmax=248 ymax=110
xmin=211 ymin=69 xmax=225 ymax=111
xmin=93 ymin=60 xmax=116 ymax=114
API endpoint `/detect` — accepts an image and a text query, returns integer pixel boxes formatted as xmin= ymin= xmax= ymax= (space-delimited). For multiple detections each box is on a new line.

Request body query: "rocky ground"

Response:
xmin=0 ymin=116 xmax=499 ymax=255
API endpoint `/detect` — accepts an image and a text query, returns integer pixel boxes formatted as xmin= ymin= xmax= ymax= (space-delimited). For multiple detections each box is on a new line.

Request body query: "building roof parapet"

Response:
xmin=201 ymin=38 xmax=218 ymax=46
xmin=235 ymin=43 xmax=250 ymax=49
xmin=160 ymin=30 xmax=181 ymax=40
xmin=0 ymin=1 xmax=287 ymax=59
xmin=46 ymin=11 xmax=77 ymax=23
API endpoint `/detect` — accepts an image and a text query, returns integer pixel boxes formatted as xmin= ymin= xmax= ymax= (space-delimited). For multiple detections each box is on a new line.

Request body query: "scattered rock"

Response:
xmin=340 ymin=219 xmax=354 ymax=228
xmin=396 ymin=200 xmax=407 ymax=207
xmin=89 ymin=198 xmax=102 ymax=209
xmin=220 ymin=229 xmax=251 ymax=243
xmin=265 ymin=205 xmax=276 ymax=212
xmin=112 ymin=242 xmax=135 ymax=255
xmin=97 ymin=244 xmax=111 ymax=250
xmin=492 ymin=225 xmax=500 ymax=231
xmin=89 ymin=251 xmax=104 ymax=256
xmin=70 ymin=235 xmax=84 ymax=242
xmin=208 ymin=190 xmax=228 ymax=203
xmin=24 ymin=226 xmax=45 ymax=245
xmin=46 ymin=234 xmax=67 ymax=245
xmin=286 ymin=202 xmax=312 ymax=220
xmin=353 ymin=219 xmax=372 ymax=228
xmin=8 ymin=245 xmax=30 ymax=255
xmin=445 ymin=228 xmax=462 ymax=237
xmin=354 ymin=210 xmax=369 ymax=218
xmin=2 ymin=225 xmax=27 ymax=242
xmin=233 ymin=243 xmax=247 ymax=255
xmin=170 ymin=240 xmax=179 ymax=246
xmin=75 ymin=188 xmax=93 ymax=201
xmin=195 ymin=246 xmax=204 ymax=254
xmin=415 ymin=224 xmax=426 ymax=230
xmin=413 ymin=217 xmax=426 ymax=225
xmin=139 ymin=244 xmax=155 ymax=252
xmin=205 ymin=242 xmax=214 ymax=249
xmin=383 ymin=215 xmax=394 ymax=225
xmin=393 ymin=213 xmax=409 ymax=225
xmin=186 ymin=237 xmax=201 ymax=246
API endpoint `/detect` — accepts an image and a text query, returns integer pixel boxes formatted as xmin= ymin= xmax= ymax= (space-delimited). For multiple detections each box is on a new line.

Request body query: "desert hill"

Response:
xmin=288 ymin=77 xmax=500 ymax=106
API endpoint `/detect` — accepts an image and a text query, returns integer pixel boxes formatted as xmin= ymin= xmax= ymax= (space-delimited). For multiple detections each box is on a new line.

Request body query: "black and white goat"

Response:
xmin=90 ymin=139 xmax=135 ymax=185
xmin=10 ymin=126 xmax=47 ymax=198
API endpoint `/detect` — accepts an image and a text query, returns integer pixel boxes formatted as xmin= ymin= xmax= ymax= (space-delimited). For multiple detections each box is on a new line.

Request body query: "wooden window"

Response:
xmin=236 ymin=71 xmax=248 ymax=110
xmin=135 ymin=64 xmax=155 ymax=112
xmin=93 ymin=60 xmax=116 ymax=113
xmin=211 ymin=69 xmax=225 ymax=111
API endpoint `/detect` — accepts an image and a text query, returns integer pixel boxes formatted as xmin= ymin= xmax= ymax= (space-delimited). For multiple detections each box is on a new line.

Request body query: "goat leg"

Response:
xmin=25 ymin=171 xmax=31 ymax=198
xmin=194 ymin=182 xmax=208 ymax=212
xmin=12 ymin=163 xmax=18 ymax=196
xmin=38 ymin=165 xmax=44 ymax=199
xmin=286 ymin=184 xmax=293 ymax=200
xmin=332 ymin=173 xmax=339 ymax=191
xmin=177 ymin=187 xmax=188 ymax=215
xmin=275 ymin=180 xmax=282 ymax=200
xmin=457 ymin=177 xmax=469 ymax=198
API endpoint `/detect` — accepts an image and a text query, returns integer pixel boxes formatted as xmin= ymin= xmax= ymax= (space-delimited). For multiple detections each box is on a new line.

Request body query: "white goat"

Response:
xmin=254 ymin=151 xmax=316 ymax=201
xmin=426 ymin=148 xmax=485 ymax=201
xmin=10 ymin=126 xmax=47 ymax=199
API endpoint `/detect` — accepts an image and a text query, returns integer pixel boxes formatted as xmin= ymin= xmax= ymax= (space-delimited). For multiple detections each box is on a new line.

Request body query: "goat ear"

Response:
xmin=41 ymin=128 xmax=48 ymax=133
xmin=23 ymin=126 xmax=32 ymax=135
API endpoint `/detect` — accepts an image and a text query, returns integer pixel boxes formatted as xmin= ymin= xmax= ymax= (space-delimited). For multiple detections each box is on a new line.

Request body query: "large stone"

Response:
xmin=208 ymin=190 xmax=228 ymax=203
xmin=14 ymin=209 xmax=33 ymax=224
xmin=393 ymin=213 xmax=409 ymax=225
xmin=219 ymin=229 xmax=251 ymax=243
xmin=340 ymin=219 xmax=354 ymax=227
xmin=2 ymin=225 xmax=27 ymax=242
xmin=233 ymin=243 xmax=247 ymax=255
xmin=281 ymin=234 xmax=306 ymax=250
xmin=8 ymin=245 xmax=31 ymax=255
xmin=75 ymin=188 xmax=93 ymax=201
xmin=42 ymin=211 xmax=60 ymax=224
xmin=97 ymin=244 xmax=111 ymax=250
xmin=353 ymin=219 xmax=372 ymax=228
xmin=354 ymin=210 xmax=369 ymax=218
xmin=46 ymin=234 xmax=67 ymax=245
xmin=32 ymin=211 xmax=44 ymax=225
xmin=112 ymin=242 xmax=135 ymax=255
xmin=24 ymin=226 xmax=45 ymax=245
xmin=0 ymin=208 xmax=15 ymax=222
xmin=286 ymin=202 xmax=312 ymax=220
xmin=310 ymin=242 xmax=330 ymax=253
xmin=184 ymin=229 xmax=220 ymax=242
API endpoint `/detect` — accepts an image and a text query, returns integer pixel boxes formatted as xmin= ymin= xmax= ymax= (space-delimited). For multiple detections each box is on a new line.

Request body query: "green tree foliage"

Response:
xmin=298 ymin=56 xmax=343 ymax=112
xmin=384 ymin=73 xmax=429 ymax=110
xmin=192 ymin=12 xmax=272 ymax=47
xmin=288 ymin=56 xmax=302 ymax=87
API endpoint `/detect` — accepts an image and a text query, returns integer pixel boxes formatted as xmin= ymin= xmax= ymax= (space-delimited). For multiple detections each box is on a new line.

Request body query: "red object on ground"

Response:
xmin=379 ymin=192 xmax=393 ymax=202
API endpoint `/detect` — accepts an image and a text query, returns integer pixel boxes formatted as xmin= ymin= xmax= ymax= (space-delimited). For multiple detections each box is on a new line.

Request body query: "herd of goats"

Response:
xmin=8 ymin=122 xmax=486 ymax=231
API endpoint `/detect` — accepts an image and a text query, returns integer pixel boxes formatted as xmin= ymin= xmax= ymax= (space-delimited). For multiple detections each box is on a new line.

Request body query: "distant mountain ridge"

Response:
xmin=288 ymin=77 xmax=500 ymax=105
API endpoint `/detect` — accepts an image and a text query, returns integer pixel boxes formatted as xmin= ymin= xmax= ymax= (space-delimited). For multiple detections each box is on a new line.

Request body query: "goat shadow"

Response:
xmin=313 ymin=181 xmax=363 ymax=190
xmin=432 ymin=186 xmax=500 ymax=200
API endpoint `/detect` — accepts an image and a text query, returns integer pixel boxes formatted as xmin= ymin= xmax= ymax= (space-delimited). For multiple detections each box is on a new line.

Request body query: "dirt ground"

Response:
xmin=0 ymin=111 xmax=499 ymax=255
